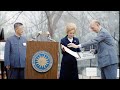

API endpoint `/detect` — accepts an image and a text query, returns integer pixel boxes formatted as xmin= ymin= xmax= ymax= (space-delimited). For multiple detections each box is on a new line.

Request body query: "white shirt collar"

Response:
xmin=68 ymin=37 xmax=73 ymax=43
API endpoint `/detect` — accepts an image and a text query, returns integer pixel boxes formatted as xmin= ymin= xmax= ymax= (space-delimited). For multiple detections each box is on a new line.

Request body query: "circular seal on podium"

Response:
xmin=32 ymin=51 xmax=53 ymax=73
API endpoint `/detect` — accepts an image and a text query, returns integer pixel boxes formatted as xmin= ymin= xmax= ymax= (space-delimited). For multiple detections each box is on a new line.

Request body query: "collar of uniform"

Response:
xmin=14 ymin=34 xmax=21 ymax=39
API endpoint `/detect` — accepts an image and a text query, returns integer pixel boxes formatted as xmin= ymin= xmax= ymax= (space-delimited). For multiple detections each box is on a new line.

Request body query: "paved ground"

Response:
xmin=0 ymin=69 xmax=119 ymax=79
xmin=78 ymin=74 xmax=101 ymax=79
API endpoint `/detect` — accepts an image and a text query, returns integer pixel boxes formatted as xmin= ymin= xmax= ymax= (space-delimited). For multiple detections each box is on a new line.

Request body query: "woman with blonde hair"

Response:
xmin=59 ymin=23 xmax=81 ymax=79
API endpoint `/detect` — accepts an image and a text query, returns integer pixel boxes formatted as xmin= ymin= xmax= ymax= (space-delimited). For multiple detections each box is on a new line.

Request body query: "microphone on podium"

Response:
xmin=46 ymin=31 xmax=56 ymax=42
xmin=37 ymin=31 xmax=42 ymax=38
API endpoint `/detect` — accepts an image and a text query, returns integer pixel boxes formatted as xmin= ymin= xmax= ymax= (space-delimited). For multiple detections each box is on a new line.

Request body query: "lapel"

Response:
xmin=72 ymin=37 xmax=77 ymax=44
xmin=65 ymin=35 xmax=77 ymax=44
xmin=65 ymin=35 xmax=71 ymax=44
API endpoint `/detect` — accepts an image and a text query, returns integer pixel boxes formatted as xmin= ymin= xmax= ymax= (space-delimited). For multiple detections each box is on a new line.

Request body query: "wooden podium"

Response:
xmin=25 ymin=41 xmax=59 ymax=79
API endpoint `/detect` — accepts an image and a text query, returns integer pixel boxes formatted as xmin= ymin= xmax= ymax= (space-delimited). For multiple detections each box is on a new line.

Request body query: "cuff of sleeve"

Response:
xmin=78 ymin=44 xmax=81 ymax=48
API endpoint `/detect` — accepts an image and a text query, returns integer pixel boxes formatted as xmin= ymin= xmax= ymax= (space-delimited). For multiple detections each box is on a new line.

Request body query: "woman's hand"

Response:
xmin=67 ymin=43 xmax=79 ymax=48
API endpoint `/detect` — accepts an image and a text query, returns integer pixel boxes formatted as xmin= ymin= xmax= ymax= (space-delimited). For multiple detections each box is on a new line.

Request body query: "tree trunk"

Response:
xmin=45 ymin=11 xmax=63 ymax=38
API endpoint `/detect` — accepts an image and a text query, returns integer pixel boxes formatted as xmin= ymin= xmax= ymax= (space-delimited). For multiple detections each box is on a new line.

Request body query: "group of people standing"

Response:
xmin=4 ymin=19 xmax=119 ymax=79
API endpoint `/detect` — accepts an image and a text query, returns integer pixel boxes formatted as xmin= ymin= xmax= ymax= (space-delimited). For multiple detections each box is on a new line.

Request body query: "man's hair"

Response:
xmin=91 ymin=20 xmax=100 ymax=25
xmin=94 ymin=20 xmax=100 ymax=25
xmin=14 ymin=22 xmax=23 ymax=30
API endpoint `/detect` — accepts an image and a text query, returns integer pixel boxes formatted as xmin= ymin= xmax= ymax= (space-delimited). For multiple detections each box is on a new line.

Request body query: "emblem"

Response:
xmin=32 ymin=51 xmax=53 ymax=73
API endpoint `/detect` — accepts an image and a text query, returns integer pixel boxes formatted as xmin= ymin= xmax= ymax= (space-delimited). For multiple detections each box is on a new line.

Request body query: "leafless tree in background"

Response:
xmin=45 ymin=11 xmax=63 ymax=38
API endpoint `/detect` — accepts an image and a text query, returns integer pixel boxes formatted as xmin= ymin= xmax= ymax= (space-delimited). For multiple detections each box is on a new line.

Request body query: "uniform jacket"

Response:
xmin=4 ymin=35 xmax=27 ymax=68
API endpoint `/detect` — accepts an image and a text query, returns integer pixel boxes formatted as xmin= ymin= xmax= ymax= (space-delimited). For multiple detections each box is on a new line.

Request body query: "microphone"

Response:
xmin=46 ymin=32 xmax=56 ymax=42
xmin=37 ymin=31 xmax=42 ymax=38
xmin=47 ymin=36 xmax=56 ymax=42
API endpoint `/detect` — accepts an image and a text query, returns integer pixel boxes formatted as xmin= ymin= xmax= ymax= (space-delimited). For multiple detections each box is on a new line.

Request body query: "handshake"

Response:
xmin=67 ymin=43 xmax=97 ymax=54
xmin=67 ymin=43 xmax=81 ymax=48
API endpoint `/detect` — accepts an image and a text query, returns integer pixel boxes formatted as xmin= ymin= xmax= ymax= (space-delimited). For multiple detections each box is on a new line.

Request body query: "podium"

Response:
xmin=25 ymin=41 xmax=59 ymax=79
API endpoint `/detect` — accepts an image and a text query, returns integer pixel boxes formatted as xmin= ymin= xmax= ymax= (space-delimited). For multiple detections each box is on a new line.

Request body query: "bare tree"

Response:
xmin=22 ymin=11 xmax=48 ymax=40
xmin=45 ymin=11 xmax=63 ymax=38
xmin=0 ymin=11 xmax=8 ymax=28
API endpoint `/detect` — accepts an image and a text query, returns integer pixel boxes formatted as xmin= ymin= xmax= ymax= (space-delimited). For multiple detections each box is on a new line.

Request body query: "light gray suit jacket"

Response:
xmin=81 ymin=27 xmax=118 ymax=68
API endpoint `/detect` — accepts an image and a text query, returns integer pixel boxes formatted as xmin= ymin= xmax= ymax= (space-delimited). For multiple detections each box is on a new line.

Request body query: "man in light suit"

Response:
xmin=68 ymin=20 xmax=119 ymax=79
xmin=4 ymin=22 xmax=26 ymax=79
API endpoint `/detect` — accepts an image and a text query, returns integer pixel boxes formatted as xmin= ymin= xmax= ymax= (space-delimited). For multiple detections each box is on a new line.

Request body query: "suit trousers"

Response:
xmin=101 ymin=63 xmax=118 ymax=79
xmin=7 ymin=68 xmax=24 ymax=79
